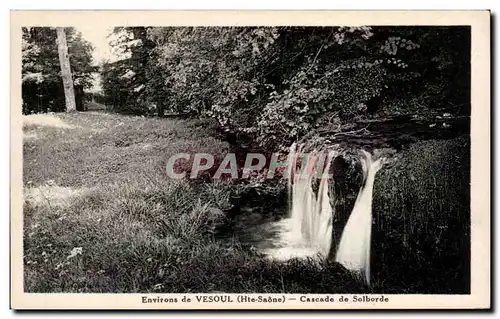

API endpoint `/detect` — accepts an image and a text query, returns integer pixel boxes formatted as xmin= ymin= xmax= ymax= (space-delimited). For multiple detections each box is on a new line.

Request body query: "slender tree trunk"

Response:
xmin=56 ymin=27 xmax=76 ymax=112
xmin=157 ymin=99 xmax=165 ymax=118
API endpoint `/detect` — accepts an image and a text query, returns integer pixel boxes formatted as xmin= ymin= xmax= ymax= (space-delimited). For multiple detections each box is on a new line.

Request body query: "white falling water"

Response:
xmin=335 ymin=150 xmax=385 ymax=285
xmin=290 ymin=149 xmax=336 ymax=258
xmin=263 ymin=144 xmax=336 ymax=261
xmin=263 ymin=144 xmax=385 ymax=286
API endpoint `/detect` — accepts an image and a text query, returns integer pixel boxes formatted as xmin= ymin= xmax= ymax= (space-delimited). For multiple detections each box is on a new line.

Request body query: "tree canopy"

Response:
xmin=101 ymin=26 xmax=471 ymax=150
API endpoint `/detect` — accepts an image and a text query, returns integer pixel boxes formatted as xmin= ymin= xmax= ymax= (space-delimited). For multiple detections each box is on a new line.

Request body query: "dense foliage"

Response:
xmin=101 ymin=26 xmax=470 ymax=151
xmin=22 ymin=27 xmax=97 ymax=114
xmin=100 ymin=27 xmax=161 ymax=115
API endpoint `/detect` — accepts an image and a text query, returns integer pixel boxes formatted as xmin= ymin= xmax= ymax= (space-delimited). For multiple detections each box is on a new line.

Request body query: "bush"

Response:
xmin=371 ymin=135 xmax=470 ymax=293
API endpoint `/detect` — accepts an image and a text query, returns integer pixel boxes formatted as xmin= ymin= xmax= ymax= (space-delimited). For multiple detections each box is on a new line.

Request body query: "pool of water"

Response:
xmin=216 ymin=206 xmax=328 ymax=262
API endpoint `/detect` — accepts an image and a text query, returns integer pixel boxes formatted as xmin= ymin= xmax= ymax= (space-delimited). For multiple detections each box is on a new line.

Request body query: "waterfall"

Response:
xmin=335 ymin=150 xmax=385 ymax=285
xmin=289 ymin=148 xmax=336 ymax=258
xmin=264 ymin=144 xmax=385 ymax=285
xmin=263 ymin=145 xmax=336 ymax=261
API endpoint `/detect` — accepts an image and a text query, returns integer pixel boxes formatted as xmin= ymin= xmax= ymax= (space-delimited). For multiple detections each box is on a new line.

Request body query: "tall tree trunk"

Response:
xmin=56 ymin=27 xmax=76 ymax=112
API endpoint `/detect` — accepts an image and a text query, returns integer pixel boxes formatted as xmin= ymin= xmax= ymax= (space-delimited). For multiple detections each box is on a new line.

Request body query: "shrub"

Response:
xmin=371 ymin=135 xmax=470 ymax=293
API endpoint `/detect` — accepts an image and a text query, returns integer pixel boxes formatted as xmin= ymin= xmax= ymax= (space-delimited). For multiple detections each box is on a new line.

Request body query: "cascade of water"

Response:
xmin=287 ymin=143 xmax=297 ymax=215
xmin=264 ymin=144 xmax=385 ymax=273
xmin=335 ymin=150 xmax=385 ymax=286
xmin=313 ymin=151 xmax=336 ymax=257
xmin=288 ymin=147 xmax=336 ymax=259
xmin=263 ymin=145 xmax=336 ymax=261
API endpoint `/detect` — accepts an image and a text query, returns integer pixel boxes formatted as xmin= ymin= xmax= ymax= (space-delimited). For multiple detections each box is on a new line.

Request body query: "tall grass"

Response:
xmin=24 ymin=177 xmax=368 ymax=293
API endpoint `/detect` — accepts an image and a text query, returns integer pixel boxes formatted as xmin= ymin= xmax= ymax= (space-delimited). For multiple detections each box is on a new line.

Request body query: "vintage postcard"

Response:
xmin=10 ymin=10 xmax=490 ymax=310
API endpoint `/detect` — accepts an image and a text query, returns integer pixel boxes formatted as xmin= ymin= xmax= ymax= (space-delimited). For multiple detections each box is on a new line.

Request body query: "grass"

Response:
xmin=22 ymin=111 xmax=470 ymax=294
xmin=23 ymin=112 xmax=229 ymax=188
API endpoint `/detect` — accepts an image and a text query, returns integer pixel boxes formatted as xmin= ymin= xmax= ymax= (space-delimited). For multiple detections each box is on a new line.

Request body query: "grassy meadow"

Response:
xmin=22 ymin=111 xmax=470 ymax=293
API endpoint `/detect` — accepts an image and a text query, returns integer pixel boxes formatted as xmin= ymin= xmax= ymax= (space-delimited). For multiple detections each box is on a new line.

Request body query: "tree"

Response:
xmin=100 ymin=27 xmax=160 ymax=116
xmin=56 ymin=27 xmax=76 ymax=112
xmin=22 ymin=27 xmax=96 ymax=114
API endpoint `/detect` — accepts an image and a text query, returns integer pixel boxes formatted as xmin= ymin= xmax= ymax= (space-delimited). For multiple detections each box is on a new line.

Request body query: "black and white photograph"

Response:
xmin=10 ymin=10 xmax=490 ymax=310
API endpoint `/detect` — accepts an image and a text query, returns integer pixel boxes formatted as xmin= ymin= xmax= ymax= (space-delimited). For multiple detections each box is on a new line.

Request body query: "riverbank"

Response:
xmin=22 ymin=111 xmax=470 ymax=293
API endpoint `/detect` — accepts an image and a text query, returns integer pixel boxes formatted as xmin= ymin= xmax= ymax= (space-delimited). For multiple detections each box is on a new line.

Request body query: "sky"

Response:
xmin=73 ymin=24 xmax=115 ymax=64
xmin=72 ymin=24 xmax=122 ymax=92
